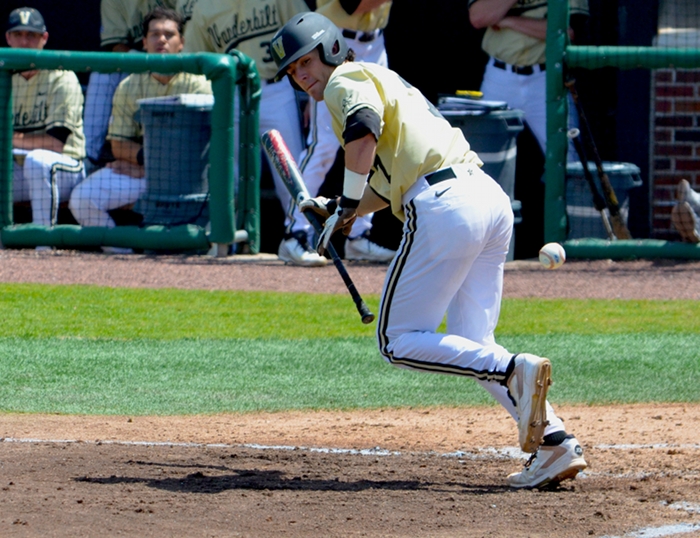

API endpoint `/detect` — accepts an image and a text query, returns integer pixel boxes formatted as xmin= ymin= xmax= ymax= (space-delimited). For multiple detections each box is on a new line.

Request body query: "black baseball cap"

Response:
xmin=7 ymin=7 xmax=46 ymax=33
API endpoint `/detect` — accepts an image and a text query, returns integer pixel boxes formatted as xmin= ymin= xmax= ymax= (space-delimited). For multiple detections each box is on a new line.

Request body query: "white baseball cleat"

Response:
xmin=278 ymin=231 xmax=328 ymax=267
xmin=507 ymin=435 xmax=587 ymax=489
xmin=345 ymin=232 xmax=396 ymax=263
xmin=507 ymin=353 xmax=552 ymax=453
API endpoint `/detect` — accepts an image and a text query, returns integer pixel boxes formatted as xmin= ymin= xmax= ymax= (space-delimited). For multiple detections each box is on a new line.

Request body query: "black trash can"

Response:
xmin=565 ymin=161 xmax=642 ymax=239
xmin=134 ymin=94 xmax=213 ymax=226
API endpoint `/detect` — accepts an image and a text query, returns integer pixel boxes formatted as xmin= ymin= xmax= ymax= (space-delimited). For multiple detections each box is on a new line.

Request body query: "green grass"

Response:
xmin=0 ymin=283 xmax=698 ymax=415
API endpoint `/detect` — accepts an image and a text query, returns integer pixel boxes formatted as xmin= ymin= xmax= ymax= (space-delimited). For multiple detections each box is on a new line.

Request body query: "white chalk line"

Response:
xmin=2 ymin=437 xmax=700 ymax=538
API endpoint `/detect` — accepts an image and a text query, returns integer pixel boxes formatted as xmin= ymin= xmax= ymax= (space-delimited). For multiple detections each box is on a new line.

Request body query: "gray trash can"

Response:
xmin=438 ymin=97 xmax=525 ymax=260
xmin=565 ymin=161 xmax=643 ymax=239
xmin=133 ymin=94 xmax=213 ymax=226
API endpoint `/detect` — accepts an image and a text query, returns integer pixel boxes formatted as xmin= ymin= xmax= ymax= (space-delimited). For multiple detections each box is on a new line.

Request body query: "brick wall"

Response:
xmin=651 ymin=69 xmax=700 ymax=239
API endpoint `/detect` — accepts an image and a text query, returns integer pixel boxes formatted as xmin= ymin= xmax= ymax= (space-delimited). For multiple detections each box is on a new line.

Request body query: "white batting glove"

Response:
xmin=316 ymin=206 xmax=357 ymax=256
xmin=299 ymin=196 xmax=333 ymax=218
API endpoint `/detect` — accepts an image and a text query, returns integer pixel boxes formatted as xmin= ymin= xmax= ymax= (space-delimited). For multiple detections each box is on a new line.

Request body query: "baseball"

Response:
xmin=538 ymin=242 xmax=566 ymax=270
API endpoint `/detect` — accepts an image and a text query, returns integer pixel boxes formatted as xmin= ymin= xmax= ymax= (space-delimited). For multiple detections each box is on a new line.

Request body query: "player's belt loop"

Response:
xmin=342 ymin=28 xmax=383 ymax=42
xmin=492 ymin=58 xmax=546 ymax=75
xmin=425 ymin=167 xmax=457 ymax=186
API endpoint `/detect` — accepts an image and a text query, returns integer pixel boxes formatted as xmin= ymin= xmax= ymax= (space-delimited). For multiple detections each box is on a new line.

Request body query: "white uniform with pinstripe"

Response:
xmin=324 ymin=61 xmax=566 ymax=435
xmin=12 ymin=69 xmax=86 ymax=227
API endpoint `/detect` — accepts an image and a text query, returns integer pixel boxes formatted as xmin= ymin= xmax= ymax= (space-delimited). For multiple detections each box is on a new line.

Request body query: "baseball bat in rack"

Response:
xmin=261 ymin=129 xmax=375 ymax=324
xmin=565 ymin=78 xmax=632 ymax=240
xmin=566 ymin=128 xmax=615 ymax=240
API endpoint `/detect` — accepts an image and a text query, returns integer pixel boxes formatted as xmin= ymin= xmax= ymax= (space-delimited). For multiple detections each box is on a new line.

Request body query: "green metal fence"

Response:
xmin=546 ymin=0 xmax=700 ymax=259
xmin=0 ymin=48 xmax=260 ymax=254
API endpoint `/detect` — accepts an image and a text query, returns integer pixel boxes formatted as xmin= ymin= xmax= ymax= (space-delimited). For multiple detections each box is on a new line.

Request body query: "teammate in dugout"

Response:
xmin=271 ymin=12 xmax=587 ymax=488
xmin=183 ymin=0 xmax=326 ymax=266
xmin=7 ymin=7 xmax=86 ymax=236
xmin=287 ymin=0 xmax=397 ymax=263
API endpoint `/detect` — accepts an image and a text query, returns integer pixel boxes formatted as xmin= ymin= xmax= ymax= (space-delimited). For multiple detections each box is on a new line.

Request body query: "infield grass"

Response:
xmin=0 ymin=283 xmax=698 ymax=415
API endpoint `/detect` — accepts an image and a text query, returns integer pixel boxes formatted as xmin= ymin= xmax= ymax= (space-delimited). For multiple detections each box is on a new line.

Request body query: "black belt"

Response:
xmin=342 ymin=28 xmax=383 ymax=43
xmin=425 ymin=167 xmax=456 ymax=186
xmin=493 ymin=58 xmax=546 ymax=75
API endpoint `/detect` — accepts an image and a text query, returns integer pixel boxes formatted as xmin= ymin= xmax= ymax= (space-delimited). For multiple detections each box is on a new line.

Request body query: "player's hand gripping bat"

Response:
xmin=565 ymin=78 xmax=632 ymax=240
xmin=261 ymin=129 xmax=375 ymax=324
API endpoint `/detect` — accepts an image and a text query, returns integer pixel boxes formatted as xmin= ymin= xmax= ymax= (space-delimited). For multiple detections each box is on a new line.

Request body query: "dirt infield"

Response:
xmin=1 ymin=250 xmax=699 ymax=537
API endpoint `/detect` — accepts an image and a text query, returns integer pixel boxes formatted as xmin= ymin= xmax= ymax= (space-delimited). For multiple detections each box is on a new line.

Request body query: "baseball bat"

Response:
xmin=564 ymin=79 xmax=632 ymax=240
xmin=566 ymin=128 xmax=615 ymax=240
xmin=260 ymin=129 xmax=375 ymax=324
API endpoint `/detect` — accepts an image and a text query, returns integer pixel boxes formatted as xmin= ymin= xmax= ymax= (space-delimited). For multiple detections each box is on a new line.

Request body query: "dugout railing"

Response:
xmin=0 ymin=48 xmax=260 ymax=254
xmin=546 ymin=0 xmax=700 ymax=259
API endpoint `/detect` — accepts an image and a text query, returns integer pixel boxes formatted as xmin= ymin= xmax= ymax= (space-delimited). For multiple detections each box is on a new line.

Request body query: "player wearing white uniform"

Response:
xmin=84 ymin=0 xmax=176 ymax=170
xmin=468 ymin=0 xmax=589 ymax=154
xmin=272 ymin=12 xmax=587 ymax=488
xmin=285 ymin=0 xmax=395 ymax=262
xmin=7 ymin=8 xmax=86 ymax=235
xmin=183 ymin=0 xmax=325 ymax=265
xmin=70 ymin=7 xmax=212 ymax=236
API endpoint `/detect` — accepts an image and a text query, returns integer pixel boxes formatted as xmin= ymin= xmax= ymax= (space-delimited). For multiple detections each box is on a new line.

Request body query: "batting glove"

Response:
xmin=299 ymin=196 xmax=337 ymax=218
xmin=316 ymin=206 xmax=357 ymax=255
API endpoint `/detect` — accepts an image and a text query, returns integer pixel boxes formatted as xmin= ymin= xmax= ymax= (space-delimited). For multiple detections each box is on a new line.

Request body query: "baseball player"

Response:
xmin=468 ymin=0 xmax=589 ymax=154
xmin=284 ymin=0 xmax=396 ymax=262
xmin=7 ymin=7 xmax=86 ymax=236
xmin=70 ymin=7 xmax=212 ymax=236
xmin=271 ymin=12 xmax=587 ymax=488
xmin=183 ymin=0 xmax=327 ymax=266
xmin=84 ymin=0 xmax=177 ymax=170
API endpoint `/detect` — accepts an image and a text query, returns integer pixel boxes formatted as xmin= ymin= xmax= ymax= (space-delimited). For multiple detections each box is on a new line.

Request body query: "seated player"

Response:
xmin=8 ymin=7 xmax=86 ymax=237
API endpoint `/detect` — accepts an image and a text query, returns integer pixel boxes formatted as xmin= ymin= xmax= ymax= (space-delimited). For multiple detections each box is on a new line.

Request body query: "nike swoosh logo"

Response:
xmin=435 ymin=187 xmax=451 ymax=198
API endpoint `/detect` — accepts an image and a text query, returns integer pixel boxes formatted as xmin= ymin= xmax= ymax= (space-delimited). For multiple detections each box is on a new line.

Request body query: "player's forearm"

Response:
xmin=469 ymin=0 xmax=519 ymax=29
xmin=357 ymin=187 xmax=388 ymax=217
xmin=13 ymin=132 xmax=64 ymax=154
xmin=495 ymin=16 xmax=548 ymax=41
xmin=344 ymin=134 xmax=377 ymax=175
xmin=111 ymin=139 xmax=143 ymax=165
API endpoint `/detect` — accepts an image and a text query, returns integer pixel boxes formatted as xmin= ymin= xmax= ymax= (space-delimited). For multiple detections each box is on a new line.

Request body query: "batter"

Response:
xmin=271 ymin=12 xmax=587 ymax=488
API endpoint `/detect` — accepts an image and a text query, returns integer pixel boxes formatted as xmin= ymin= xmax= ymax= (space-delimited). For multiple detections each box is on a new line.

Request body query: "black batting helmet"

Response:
xmin=271 ymin=12 xmax=348 ymax=83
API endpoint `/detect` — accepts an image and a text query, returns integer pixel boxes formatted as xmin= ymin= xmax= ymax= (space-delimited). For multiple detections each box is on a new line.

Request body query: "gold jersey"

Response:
xmin=108 ymin=71 xmax=212 ymax=141
xmin=474 ymin=0 xmax=589 ymax=66
xmin=315 ymin=0 xmax=391 ymax=33
xmin=12 ymin=70 xmax=86 ymax=160
xmin=324 ymin=62 xmax=482 ymax=221
xmin=100 ymin=0 xmax=177 ymax=50
xmin=182 ymin=0 xmax=308 ymax=81
xmin=176 ymin=0 xmax=200 ymax=24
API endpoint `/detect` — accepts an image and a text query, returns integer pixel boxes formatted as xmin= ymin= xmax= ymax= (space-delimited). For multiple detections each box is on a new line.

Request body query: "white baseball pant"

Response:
xmin=377 ymin=162 xmax=565 ymax=435
xmin=69 ymin=167 xmax=146 ymax=227
xmin=13 ymin=149 xmax=85 ymax=227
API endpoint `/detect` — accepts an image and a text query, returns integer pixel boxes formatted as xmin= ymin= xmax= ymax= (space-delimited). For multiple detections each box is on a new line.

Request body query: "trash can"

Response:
xmin=133 ymin=94 xmax=214 ymax=226
xmin=565 ymin=161 xmax=643 ymax=239
xmin=438 ymin=96 xmax=525 ymax=260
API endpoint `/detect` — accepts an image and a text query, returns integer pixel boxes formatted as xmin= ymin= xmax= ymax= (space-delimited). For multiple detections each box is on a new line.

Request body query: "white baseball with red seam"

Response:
xmin=538 ymin=243 xmax=566 ymax=270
